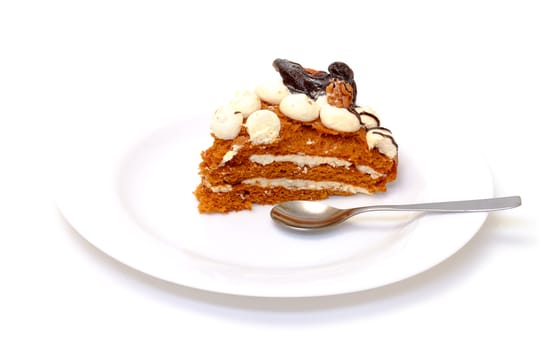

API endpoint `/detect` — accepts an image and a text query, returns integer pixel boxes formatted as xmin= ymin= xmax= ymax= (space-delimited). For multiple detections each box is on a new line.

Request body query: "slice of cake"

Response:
xmin=194 ymin=59 xmax=398 ymax=213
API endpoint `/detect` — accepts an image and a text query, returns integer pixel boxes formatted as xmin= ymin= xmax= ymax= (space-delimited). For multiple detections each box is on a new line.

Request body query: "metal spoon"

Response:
xmin=270 ymin=196 xmax=521 ymax=229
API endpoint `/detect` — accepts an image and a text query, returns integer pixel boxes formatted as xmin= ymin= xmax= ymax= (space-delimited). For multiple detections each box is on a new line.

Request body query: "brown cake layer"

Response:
xmin=195 ymin=182 xmax=355 ymax=213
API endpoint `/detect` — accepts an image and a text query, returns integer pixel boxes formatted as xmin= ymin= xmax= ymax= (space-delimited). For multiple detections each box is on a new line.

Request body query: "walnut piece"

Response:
xmin=325 ymin=79 xmax=354 ymax=108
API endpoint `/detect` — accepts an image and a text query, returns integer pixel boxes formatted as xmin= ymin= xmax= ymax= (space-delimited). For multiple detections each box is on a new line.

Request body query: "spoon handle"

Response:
xmin=353 ymin=196 xmax=522 ymax=214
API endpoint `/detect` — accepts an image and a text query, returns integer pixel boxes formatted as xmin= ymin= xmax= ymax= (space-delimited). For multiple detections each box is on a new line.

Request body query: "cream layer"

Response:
xmin=204 ymin=177 xmax=372 ymax=194
xmin=248 ymin=154 xmax=385 ymax=178
xmin=241 ymin=178 xmax=372 ymax=194
xmin=203 ymin=180 xmax=232 ymax=193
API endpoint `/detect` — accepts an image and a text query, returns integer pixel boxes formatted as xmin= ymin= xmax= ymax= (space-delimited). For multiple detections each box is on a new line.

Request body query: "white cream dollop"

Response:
xmin=279 ymin=93 xmax=320 ymax=122
xmin=315 ymin=95 xmax=329 ymax=106
xmin=355 ymin=106 xmax=380 ymax=129
xmin=229 ymin=90 xmax=261 ymax=118
xmin=210 ymin=105 xmax=244 ymax=140
xmin=319 ymin=104 xmax=361 ymax=132
xmin=255 ymin=80 xmax=290 ymax=105
xmin=245 ymin=109 xmax=281 ymax=144
xmin=366 ymin=128 xmax=398 ymax=159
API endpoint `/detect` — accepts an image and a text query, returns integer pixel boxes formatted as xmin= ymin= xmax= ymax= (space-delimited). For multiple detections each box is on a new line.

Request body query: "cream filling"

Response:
xmin=249 ymin=154 xmax=385 ymax=178
xmin=250 ymin=154 xmax=351 ymax=168
xmin=204 ymin=176 xmax=374 ymax=194
xmin=355 ymin=165 xmax=384 ymax=179
xmin=219 ymin=144 xmax=243 ymax=167
xmin=242 ymin=178 xmax=372 ymax=194
xmin=204 ymin=180 xmax=233 ymax=193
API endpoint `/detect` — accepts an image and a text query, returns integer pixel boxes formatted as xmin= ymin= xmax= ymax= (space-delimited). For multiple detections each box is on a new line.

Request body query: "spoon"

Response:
xmin=270 ymin=196 xmax=522 ymax=229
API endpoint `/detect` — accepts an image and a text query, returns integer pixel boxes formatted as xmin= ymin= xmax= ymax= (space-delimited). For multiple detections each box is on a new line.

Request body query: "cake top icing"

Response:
xmin=209 ymin=59 xmax=397 ymax=159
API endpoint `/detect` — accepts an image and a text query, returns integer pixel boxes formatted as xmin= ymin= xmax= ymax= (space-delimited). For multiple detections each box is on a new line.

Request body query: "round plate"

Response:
xmin=56 ymin=118 xmax=493 ymax=297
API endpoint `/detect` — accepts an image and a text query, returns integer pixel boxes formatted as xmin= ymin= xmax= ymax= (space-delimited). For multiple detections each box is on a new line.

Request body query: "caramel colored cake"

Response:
xmin=195 ymin=59 xmax=398 ymax=213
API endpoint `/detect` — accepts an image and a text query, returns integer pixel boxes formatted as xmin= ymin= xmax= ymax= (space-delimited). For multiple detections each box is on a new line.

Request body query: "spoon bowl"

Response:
xmin=271 ymin=196 xmax=522 ymax=229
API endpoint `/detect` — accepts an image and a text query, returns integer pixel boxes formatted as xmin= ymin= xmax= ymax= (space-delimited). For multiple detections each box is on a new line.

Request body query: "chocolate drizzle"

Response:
xmin=347 ymin=107 xmax=380 ymax=127
xmin=273 ymin=59 xmax=357 ymax=103
xmin=368 ymin=127 xmax=398 ymax=149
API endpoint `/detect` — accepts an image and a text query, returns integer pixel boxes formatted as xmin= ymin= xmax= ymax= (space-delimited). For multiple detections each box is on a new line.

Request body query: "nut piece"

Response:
xmin=325 ymin=79 xmax=354 ymax=108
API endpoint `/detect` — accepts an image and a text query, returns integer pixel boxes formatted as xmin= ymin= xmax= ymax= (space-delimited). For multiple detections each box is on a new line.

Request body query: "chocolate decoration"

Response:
xmin=273 ymin=59 xmax=357 ymax=103
xmin=369 ymin=127 xmax=398 ymax=149
xmin=370 ymin=126 xmax=392 ymax=133
xmin=347 ymin=107 xmax=380 ymax=127
xmin=328 ymin=62 xmax=357 ymax=104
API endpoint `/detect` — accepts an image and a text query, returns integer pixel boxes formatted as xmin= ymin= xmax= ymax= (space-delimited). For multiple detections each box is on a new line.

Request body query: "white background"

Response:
xmin=1 ymin=0 xmax=547 ymax=349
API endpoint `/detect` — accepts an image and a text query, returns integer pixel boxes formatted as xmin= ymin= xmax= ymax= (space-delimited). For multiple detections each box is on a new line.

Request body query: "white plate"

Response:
xmin=56 ymin=117 xmax=493 ymax=297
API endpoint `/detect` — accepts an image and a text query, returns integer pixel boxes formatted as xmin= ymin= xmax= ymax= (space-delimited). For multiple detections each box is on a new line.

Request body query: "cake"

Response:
xmin=194 ymin=59 xmax=398 ymax=213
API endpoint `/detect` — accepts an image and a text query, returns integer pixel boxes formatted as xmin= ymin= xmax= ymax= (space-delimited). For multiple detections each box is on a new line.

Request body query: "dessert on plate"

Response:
xmin=194 ymin=58 xmax=398 ymax=213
